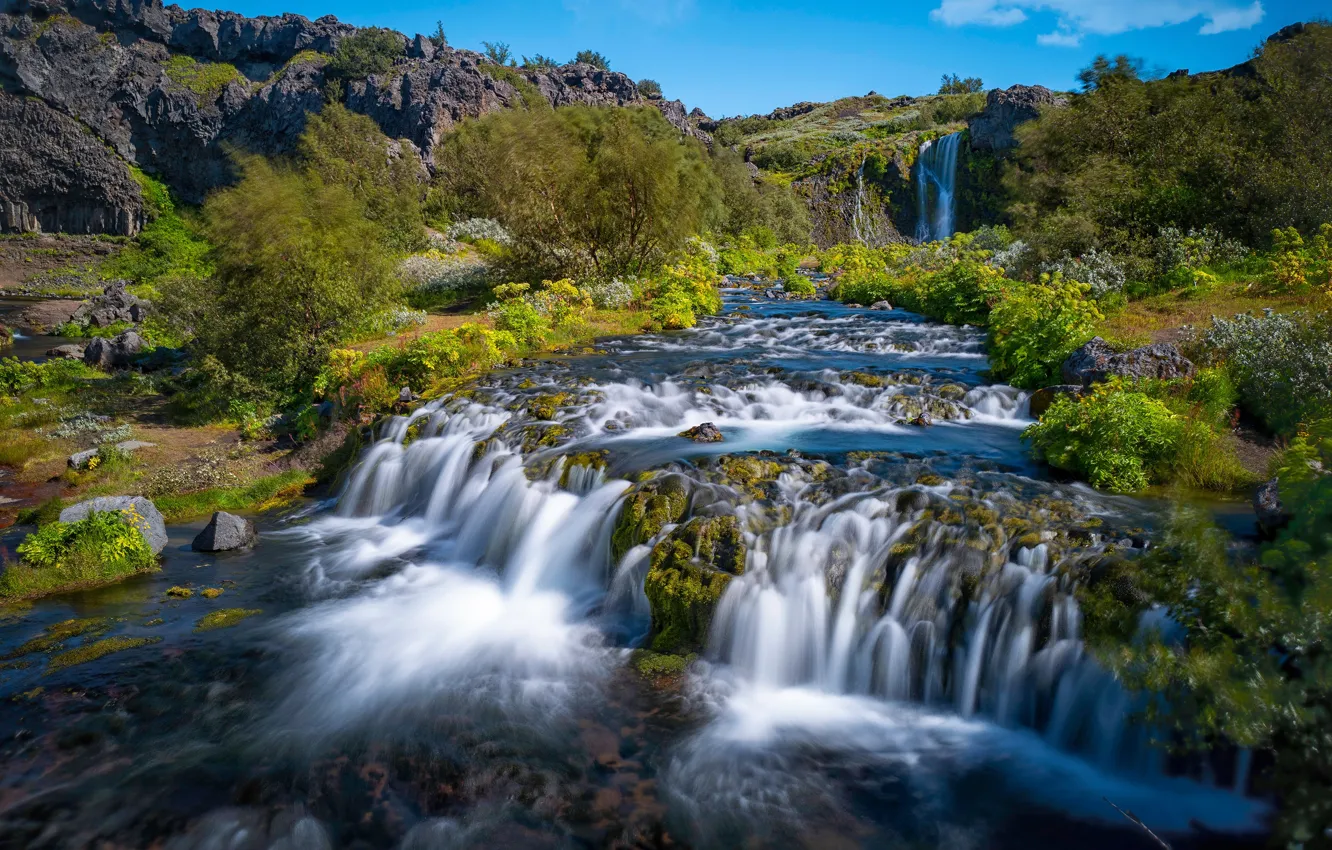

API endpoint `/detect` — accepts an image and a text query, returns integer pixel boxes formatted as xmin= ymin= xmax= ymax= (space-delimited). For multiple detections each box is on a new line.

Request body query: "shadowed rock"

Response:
xmin=679 ymin=422 xmax=724 ymax=443
xmin=1061 ymin=337 xmax=1196 ymax=387
xmin=192 ymin=511 xmax=257 ymax=551
xmin=83 ymin=331 xmax=145 ymax=370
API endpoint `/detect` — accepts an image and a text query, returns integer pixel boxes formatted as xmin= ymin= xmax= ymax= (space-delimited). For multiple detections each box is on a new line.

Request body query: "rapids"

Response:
xmin=0 ymin=285 xmax=1267 ymax=848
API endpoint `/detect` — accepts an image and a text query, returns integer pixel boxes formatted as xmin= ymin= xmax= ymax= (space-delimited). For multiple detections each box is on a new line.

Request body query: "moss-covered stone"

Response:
xmin=558 ymin=450 xmax=609 ymax=488
xmin=200 ymin=587 xmax=224 ymax=599
xmin=610 ymin=475 xmax=690 ymax=561
xmin=47 ymin=636 xmax=160 ymax=672
xmin=714 ymin=454 xmax=785 ymax=499
xmin=915 ymin=472 xmax=946 ymax=486
xmin=631 ymin=648 xmax=696 ymax=680
xmin=526 ymin=392 xmax=573 ymax=421
xmin=194 ymin=608 xmax=262 ymax=632
xmin=644 ymin=536 xmax=733 ymax=654
xmin=3 ymin=617 xmax=110 ymax=659
xmin=166 ymin=586 xmax=192 ymax=598
xmin=842 ymin=371 xmax=885 ymax=388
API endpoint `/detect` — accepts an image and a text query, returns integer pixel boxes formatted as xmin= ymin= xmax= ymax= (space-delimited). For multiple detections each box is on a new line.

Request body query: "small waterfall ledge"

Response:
xmin=915 ymin=131 xmax=962 ymax=243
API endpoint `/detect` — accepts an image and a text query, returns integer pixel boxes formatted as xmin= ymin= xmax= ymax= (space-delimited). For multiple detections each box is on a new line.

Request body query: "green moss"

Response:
xmin=526 ymin=392 xmax=573 ymax=421
xmin=143 ymin=618 xmax=164 ymax=627
xmin=644 ymin=534 xmax=733 ymax=653
xmin=715 ymin=455 xmax=785 ymax=498
xmin=163 ymin=55 xmax=244 ymax=101
xmin=610 ymin=476 xmax=690 ymax=560
xmin=47 ymin=636 xmax=160 ymax=672
xmin=676 ymin=515 xmax=746 ymax=575
xmin=200 ymin=587 xmax=224 ymax=599
xmin=194 ymin=608 xmax=261 ymax=632
xmin=559 ymin=450 xmax=608 ymax=487
xmin=915 ymin=473 xmax=946 ymax=486
xmin=842 ymin=371 xmax=885 ymax=388
xmin=166 ymin=586 xmax=192 ymax=598
xmin=631 ymin=648 xmax=696 ymax=679
xmin=3 ymin=617 xmax=110 ymax=659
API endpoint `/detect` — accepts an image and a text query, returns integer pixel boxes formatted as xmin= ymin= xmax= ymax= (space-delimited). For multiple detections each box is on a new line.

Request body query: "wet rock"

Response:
xmin=910 ymin=412 xmax=933 ymax=427
xmin=968 ymin=84 xmax=1068 ymax=153
xmin=192 ymin=511 xmax=257 ymax=552
xmin=60 ymin=496 xmax=167 ymax=554
xmin=870 ymin=300 xmax=893 ymax=310
xmin=397 ymin=386 xmax=419 ymax=403
xmin=1029 ymin=384 xmax=1084 ymax=417
xmin=83 ymin=330 xmax=145 ymax=370
xmin=679 ymin=422 xmax=724 ymax=443
xmin=71 ymin=280 xmax=149 ymax=327
xmin=1254 ymin=478 xmax=1292 ymax=538
xmin=46 ymin=343 xmax=86 ymax=360
xmin=1061 ymin=337 xmax=1196 ymax=387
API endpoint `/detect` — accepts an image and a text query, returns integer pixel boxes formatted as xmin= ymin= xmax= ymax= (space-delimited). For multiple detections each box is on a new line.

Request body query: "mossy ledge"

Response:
xmin=642 ymin=514 xmax=746 ymax=653
xmin=48 ymin=636 xmax=161 ymax=672
xmin=194 ymin=607 xmax=262 ymax=632
xmin=609 ymin=474 xmax=690 ymax=561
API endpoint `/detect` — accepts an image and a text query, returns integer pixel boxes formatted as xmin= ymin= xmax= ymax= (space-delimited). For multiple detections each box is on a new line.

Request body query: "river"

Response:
xmin=0 ymin=285 xmax=1267 ymax=848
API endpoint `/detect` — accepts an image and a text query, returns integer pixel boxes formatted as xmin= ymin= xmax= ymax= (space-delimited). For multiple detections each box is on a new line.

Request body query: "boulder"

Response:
xmin=46 ymin=343 xmax=86 ymax=360
xmin=1254 ymin=478 xmax=1292 ymax=538
xmin=83 ymin=331 xmax=145 ymax=370
xmin=71 ymin=280 xmax=149 ymax=327
xmin=968 ymin=85 xmax=1068 ymax=153
xmin=60 ymin=496 xmax=168 ymax=554
xmin=68 ymin=448 xmax=99 ymax=469
xmin=1029 ymin=384 xmax=1085 ymax=418
xmin=870 ymin=301 xmax=893 ymax=311
xmin=192 ymin=511 xmax=257 ymax=552
xmin=679 ymin=422 xmax=724 ymax=443
xmin=1061 ymin=337 xmax=1196 ymax=387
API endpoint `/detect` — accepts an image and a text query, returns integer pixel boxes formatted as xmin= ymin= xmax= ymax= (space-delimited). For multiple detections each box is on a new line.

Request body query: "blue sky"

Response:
xmin=226 ymin=0 xmax=1330 ymax=116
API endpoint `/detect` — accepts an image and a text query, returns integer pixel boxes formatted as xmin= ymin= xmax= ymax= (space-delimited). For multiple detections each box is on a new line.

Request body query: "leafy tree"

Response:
xmin=328 ymin=27 xmax=403 ymax=80
xmin=707 ymin=145 xmax=809 ymax=243
xmin=574 ymin=49 xmax=609 ymax=70
xmin=938 ymin=73 xmax=983 ymax=95
xmin=1077 ymin=54 xmax=1142 ymax=91
xmin=165 ymin=156 xmax=399 ymax=395
xmin=435 ymin=105 xmax=720 ymax=281
xmin=637 ymin=78 xmax=663 ymax=98
xmin=482 ymin=41 xmax=513 ymax=66
xmin=522 ymin=54 xmax=559 ymax=70
xmin=298 ymin=103 xmax=426 ymax=252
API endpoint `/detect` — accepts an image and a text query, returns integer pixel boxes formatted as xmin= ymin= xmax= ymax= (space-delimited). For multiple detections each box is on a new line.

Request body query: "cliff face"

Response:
xmin=0 ymin=0 xmax=697 ymax=235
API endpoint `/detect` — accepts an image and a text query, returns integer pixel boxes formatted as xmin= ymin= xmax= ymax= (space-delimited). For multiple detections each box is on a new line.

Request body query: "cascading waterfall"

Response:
xmin=850 ymin=157 xmax=879 ymax=247
xmin=915 ymin=131 xmax=961 ymax=243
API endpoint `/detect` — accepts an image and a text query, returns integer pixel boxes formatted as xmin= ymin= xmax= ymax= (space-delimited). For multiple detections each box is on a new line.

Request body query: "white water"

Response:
xmin=850 ymin=157 xmax=880 ymax=247
xmin=915 ymin=132 xmax=962 ymax=243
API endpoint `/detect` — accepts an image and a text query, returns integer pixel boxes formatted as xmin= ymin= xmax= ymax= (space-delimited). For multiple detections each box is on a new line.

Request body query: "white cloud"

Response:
xmin=930 ymin=0 xmax=1266 ymax=44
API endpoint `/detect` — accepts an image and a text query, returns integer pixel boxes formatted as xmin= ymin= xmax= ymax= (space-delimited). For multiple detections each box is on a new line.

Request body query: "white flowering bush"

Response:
xmin=446 ymin=218 xmax=512 ymax=246
xmin=987 ymin=239 xmax=1031 ymax=277
xmin=397 ymin=251 xmax=490 ymax=295
xmin=1039 ymin=248 xmax=1127 ymax=299
xmin=582 ymin=277 xmax=635 ymax=309
xmin=1201 ymin=310 xmax=1332 ymax=433
xmin=1155 ymin=226 xmax=1248 ymax=275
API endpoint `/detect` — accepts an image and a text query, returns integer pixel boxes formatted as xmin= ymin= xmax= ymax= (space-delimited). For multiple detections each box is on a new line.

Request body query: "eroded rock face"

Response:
xmin=0 ymin=0 xmax=692 ymax=232
xmin=1061 ymin=337 xmax=1197 ymax=387
xmin=968 ymin=85 xmax=1068 ymax=153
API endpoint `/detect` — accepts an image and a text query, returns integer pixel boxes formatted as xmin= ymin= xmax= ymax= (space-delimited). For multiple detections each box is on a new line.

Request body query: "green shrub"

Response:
xmin=650 ymin=289 xmax=696 ymax=330
xmin=490 ymin=290 xmax=551 ymax=346
xmin=1023 ymin=380 xmax=1181 ymax=493
xmin=0 ymin=357 xmax=91 ymax=396
xmin=573 ymin=49 xmax=609 ymax=69
xmin=328 ymin=27 xmax=403 ymax=80
xmin=637 ymin=78 xmax=662 ymax=98
xmin=162 ymin=55 xmax=243 ymax=100
xmin=988 ymin=273 xmax=1102 ymax=389
xmin=2 ymin=510 xmax=157 ymax=599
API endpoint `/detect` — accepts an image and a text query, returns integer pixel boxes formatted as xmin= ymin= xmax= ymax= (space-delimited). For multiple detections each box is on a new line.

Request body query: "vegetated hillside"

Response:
xmin=0 ymin=0 xmax=698 ymax=235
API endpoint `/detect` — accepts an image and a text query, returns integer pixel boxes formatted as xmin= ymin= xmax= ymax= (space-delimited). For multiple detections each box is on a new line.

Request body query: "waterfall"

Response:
xmin=850 ymin=157 xmax=878 ymax=247
xmin=914 ymin=132 xmax=961 ymax=243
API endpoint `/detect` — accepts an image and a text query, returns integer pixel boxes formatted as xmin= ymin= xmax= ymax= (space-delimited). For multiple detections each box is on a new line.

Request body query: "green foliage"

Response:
xmin=476 ymin=63 xmax=548 ymax=110
xmin=162 ymin=55 xmax=243 ymax=100
xmin=938 ymin=73 xmax=984 ymax=95
xmin=298 ymin=103 xmax=426 ymax=252
xmin=1023 ymin=379 xmax=1180 ymax=492
xmin=988 ymin=272 xmax=1101 ymax=388
xmin=162 ymin=155 xmax=399 ymax=395
xmin=522 ymin=54 xmax=559 ymax=70
xmin=103 ymin=170 xmax=213 ymax=291
xmin=482 ymin=41 xmax=513 ymax=65
xmin=430 ymin=21 xmax=447 ymax=49
xmin=573 ymin=49 xmax=609 ymax=69
xmin=708 ymin=145 xmax=810 ymax=244
xmin=648 ymin=239 xmax=723 ymax=329
xmin=328 ymin=27 xmax=403 ymax=80
xmin=436 ymin=105 xmax=720 ymax=282
xmin=490 ymin=292 xmax=551 ymax=346
xmin=637 ymin=78 xmax=662 ymax=98
xmin=48 ymin=636 xmax=159 ymax=671
xmin=0 ymin=357 xmax=90 ymax=396
xmin=2 ymin=510 xmax=157 ymax=599
xmin=152 ymin=468 xmax=312 ymax=521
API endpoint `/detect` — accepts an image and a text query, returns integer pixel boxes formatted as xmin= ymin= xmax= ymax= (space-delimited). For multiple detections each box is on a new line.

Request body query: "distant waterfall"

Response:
xmin=914 ymin=132 xmax=961 ymax=243
xmin=850 ymin=158 xmax=879 ymax=247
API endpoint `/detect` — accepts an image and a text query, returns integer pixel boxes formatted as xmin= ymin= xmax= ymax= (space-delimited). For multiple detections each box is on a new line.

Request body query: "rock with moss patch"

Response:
xmin=679 ymin=422 xmax=724 ymax=443
xmin=60 ymin=495 xmax=167 ymax=554
xmin=192 ymin=511 xmax=257 ymax=552
xmin=643 ymin=532 xmax=734 ymax=653
xmin=611 ymin=475 xmax=690 ymax=560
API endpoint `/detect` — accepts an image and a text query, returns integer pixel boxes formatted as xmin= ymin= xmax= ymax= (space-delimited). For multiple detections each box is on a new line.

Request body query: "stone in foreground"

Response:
xmin=679 ymin=422 xmax=724 ymax=442
xmin=83 ymin=330 xmax=145 ymax=371
xmin=60 ymin=496 xmax=167 ymax=554
xmin=192 ymin=511 xmax=257 ymax=552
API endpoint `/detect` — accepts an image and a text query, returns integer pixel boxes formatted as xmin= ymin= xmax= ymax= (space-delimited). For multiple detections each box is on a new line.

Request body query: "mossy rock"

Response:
xmin=644 ymin=537 xmax=733 ymax=654
xmin=842 ymin=371 xmax=885 ymax=388
xmin=526 ymin=392 xmax=573 ymax=421
xmin=610 ymin=475 xmax=690 ymax=561
xmin=630 ymin=648 xmax=696 ymax=680
xmin=676 ymin=515 xmax=746 ymax=576
xmin=47 ymin=636 xmax=160 ymax=672
xmin=714 ymin=454 xmax=785 ymax=499
xmin=915 ymin=472 xmax=946 ymax=486
xmin=558 ymin=450 xmax=608 ymax=488
xmin=936 ymin=383 xmax=968 ymax=400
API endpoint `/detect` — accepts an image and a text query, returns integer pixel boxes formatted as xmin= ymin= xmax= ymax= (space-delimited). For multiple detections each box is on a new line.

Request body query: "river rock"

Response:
xmin=679 ymin=422 xmax=724 ymax=443
xmin=60 ymin=495 xmax=168 ymax=554
xmin=67 ymin=448 xmax=99 ymax=469
xmin=968 ymin=84 xmax=1068 ymax=153
xmin=1254 ymin=478 xmax=1292 ymax=538
xmin=83 ymin=330 xmax=145 ymax=370
xmin=72 ymin=280 xmax=149 ymax=327
xmin=870 ymin=301 xmax=893 ymax=310
xmin=192 ymin=511 xmax=257 ymax=551
xmin=1029 ymin=384 xmax=1084 ymax=417
xmin=1061 ymin=337 xmax=1196 ymax=387
xmin=46 ymin=343 xmax=86 ymax=359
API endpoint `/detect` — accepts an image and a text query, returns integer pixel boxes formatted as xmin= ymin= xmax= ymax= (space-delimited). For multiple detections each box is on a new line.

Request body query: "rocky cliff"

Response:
xmin=0 ymin=0 xmax=698 ymax=235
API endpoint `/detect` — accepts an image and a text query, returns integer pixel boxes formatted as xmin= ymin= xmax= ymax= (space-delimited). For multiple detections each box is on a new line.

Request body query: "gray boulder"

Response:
xmin=679 ymin=422 xmax=724 ymax=443
xmin=1254 ymin=478 xmax=1292 ymax=538
xmin=46 ymin=343 xmax=86 ymax=359
xmin=83 ymin=330 xmax=145 ymax=370
xmin=72 ymin=280 xmax=150 ymax=327
xmin=192 ymin=511 xmax=257 ymax=552
xmin=1061 ymin=337 xmax=1196 ymax=387
xmin=60 ymin=495 xmax=168 ymax=554
xmin=968 ymin=85 xmax=1068 ymax=153
xmin=68 ymin=448 xmax=99 ymax=469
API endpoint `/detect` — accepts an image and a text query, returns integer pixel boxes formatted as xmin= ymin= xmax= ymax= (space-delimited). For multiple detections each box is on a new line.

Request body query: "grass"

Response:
xmin=47 ymin=636 xmax=161 ymax=672
xmin=163 ymin=55 xmax=244 ymax=100
xmin=153 ymin=468 xmax=313 ymax=521
xmin=1096 ymin=284 xmax=1320 ymax=345
xmin=194 ymin=608 xmax=261 ymax=632
xmin=0 ymin=553 xmax=158 ymax=601
xmin=0 ymin=433 xmax=54 ymax=469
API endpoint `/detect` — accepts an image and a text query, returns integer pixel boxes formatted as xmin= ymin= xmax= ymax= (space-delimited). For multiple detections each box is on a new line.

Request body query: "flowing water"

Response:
xmin=0 ymin=286 xmax=1267 ymax=848
xmin=915 ymin=132 xmax=962 ymax=243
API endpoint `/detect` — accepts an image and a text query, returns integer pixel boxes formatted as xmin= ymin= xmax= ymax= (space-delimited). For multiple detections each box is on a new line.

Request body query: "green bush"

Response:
xmin=1023 ymin=380 xmax=1180 ymax=493
xmin=328 ymin=27 xmax=403 ymax=80
xmin=573 ymin=49 xmax=609 ymax=69
xmin=0 ymin=357 xmax=90 ymax=396
xmin=490 ymin=293 xmax=550 ymax=346
xmin=637 ymin=78 xmax=662 ymax=98
xmin=987 ymin=273 xmax=1101 ymax=389
xmin=162 ymin=55 xmax=243 ymax=100
xmin=2 ymin=510 xmax=157 ymax=599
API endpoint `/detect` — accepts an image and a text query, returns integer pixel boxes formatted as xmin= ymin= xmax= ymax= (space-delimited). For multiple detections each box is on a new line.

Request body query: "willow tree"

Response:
xmin=435 ymin=104 xmax=721 ymax=281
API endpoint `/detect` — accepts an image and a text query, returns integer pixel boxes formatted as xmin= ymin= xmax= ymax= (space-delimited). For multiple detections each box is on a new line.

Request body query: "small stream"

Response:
xmin=0 ymin=287 xmax=1267 ymax=848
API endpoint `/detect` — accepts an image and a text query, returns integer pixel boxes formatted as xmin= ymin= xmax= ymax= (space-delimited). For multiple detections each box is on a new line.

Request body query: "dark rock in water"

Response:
xmin=60 ymin=495 xmax=167 ymax=554
xmin=1254 ymin=478 xmax=1292 ymax=538
xmin=679 ymin=422 xmax=724 ymax=443
xmin=46 ymin=343 xmax=86 ymax=360
xmin=911 ymin=413 xmax=933 ymax=427
xmin=192 ymin=511 xmax=257 ymax=552
xmin=968 ymin=84 xmax=1068 ymax=153
xmin=870 ymin=301 xmax=893 ymax=311
xmin=84 ymin=330 xmax=145 ymax=370
xmin=1061 ymin=337 xmax=1196 ymax=387
xmin=72 ymin=280 xmax=149 ymax=327
xmin=1029 ymin=384 xmax=1085 ymax=417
